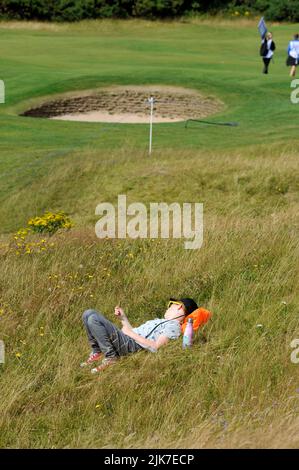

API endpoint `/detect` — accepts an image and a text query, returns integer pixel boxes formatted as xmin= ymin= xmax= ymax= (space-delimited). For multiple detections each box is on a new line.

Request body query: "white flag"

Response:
xmin=258 ymin=17 xmax=267 ymax=38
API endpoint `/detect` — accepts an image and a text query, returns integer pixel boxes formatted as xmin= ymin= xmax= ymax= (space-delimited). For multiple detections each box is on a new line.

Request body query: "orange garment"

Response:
xmin=181 ymin=307 xmax=212 ymax=333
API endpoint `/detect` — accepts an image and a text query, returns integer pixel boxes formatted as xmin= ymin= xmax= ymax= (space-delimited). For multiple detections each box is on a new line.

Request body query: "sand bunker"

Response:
xmin=21 ymin=85 xmax=223 ymax=123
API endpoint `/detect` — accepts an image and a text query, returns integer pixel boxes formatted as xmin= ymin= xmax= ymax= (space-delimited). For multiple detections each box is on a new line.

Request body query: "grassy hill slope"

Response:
xmin=0 ymin=18 xmax=298 ymax=448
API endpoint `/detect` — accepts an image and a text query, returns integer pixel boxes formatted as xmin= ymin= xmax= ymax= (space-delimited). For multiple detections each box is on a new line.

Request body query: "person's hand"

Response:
xmin=114 ymin=306 xmax=126 ymax=319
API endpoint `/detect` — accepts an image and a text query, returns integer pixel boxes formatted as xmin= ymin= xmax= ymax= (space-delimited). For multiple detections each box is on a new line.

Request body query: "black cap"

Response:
xmin=170 ymin=297 xmax=198 ymax=316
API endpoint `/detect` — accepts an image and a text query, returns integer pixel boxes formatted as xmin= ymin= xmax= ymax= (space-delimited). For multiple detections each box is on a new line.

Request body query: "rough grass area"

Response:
xmin=0 ymin=145 xmax=298 ymax=448
xmin=0 ymin=18 xmax=299 ymax=448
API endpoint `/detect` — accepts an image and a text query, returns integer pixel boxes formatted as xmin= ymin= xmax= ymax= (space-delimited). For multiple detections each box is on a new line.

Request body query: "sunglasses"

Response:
xmin=167 ymin=300 xmax=183 ymax=309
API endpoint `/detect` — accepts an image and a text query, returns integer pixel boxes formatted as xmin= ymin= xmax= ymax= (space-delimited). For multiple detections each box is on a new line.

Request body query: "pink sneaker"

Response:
xmin=91 ymin=357 xmax=118 ymax=374
xmin=80 ymin=352 xmax=102 ymax=368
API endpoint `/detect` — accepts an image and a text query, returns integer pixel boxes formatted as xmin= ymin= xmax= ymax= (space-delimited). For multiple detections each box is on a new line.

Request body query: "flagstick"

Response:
xmin=148 ymin=96 xmax=154 ymax=156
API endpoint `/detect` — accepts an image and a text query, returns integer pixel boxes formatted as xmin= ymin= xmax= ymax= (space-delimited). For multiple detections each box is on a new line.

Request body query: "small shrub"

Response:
xmin=28 ymin=211 xmax=73 ymax=235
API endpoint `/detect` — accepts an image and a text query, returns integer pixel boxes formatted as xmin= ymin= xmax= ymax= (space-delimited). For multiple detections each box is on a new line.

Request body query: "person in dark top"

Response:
xmin=260 ymin=32 xmax=276 ymax=74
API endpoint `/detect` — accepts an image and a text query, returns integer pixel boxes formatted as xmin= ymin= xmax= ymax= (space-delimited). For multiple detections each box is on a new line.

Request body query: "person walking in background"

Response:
xmin=260 ymin=31 xmax=276 ymax=74
xmin=287 ymin=34 xmax=299 ymax=77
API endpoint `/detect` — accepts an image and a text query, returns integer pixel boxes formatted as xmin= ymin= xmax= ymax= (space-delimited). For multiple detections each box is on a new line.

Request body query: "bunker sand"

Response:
xmin=21 ymin=85 xmax=224 ymax=123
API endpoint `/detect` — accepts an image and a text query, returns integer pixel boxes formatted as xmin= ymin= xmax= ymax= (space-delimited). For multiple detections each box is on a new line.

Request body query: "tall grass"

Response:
xmin=0 ymin=18 xmax=299 ymax=448
xmin=0 ymin=145 xmax=298 ymax=448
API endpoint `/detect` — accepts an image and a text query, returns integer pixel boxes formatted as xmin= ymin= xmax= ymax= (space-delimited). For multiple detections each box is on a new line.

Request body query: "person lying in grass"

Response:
xmin=81 ymin=298 xmax=199 ymax=374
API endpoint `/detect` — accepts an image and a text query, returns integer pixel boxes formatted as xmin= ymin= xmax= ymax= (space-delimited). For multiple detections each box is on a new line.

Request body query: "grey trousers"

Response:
xmin=82 ymin=309 xmax=143 ymax=359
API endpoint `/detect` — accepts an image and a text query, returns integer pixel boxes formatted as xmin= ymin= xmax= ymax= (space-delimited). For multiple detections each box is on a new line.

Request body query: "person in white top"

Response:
xmin=80 ymin=297 xmax=199 ymax=373
xmin=287 ymin=34 xmax=299 ymax=77
xmin=260 ymin=32 xmax=276 ymax=74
